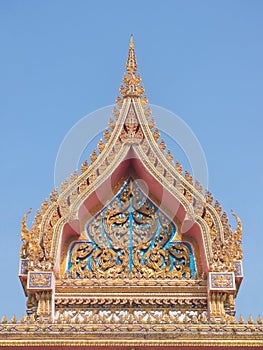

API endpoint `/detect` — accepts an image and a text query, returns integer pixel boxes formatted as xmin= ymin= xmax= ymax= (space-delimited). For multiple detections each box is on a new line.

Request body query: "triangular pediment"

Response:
xmin=18 ymin=36 xmax=243 ymax=325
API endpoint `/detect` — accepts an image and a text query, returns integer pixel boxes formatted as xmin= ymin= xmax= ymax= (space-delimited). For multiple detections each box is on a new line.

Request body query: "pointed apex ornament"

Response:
xmin=130 ymin=34 xmax=134 ymax=47
xmin=126 ymin=34 xmax=137 ymax=73
xmin=120 ymin=35 xmax=144 ymax=98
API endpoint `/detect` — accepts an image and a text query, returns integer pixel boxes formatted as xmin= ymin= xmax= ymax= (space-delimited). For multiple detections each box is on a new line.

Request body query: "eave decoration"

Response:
xmin=1 ymin=35 xmax=261 ymax=349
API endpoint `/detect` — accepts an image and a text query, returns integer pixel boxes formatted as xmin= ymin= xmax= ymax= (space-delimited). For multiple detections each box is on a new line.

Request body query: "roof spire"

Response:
xmin=126 ymin=34 xmax=137 ymax=74
xmin=120 ymin=35 xmax=144 ymax=98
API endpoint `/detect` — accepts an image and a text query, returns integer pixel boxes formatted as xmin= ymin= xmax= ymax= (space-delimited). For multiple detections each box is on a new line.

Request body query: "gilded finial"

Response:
xmin=130 ymin=34 xmax=134 ymax=48
xmin=120 ymin=35 xmax=144 ymax=98
xmin=126 ymin=34 xmax=137 ymax=73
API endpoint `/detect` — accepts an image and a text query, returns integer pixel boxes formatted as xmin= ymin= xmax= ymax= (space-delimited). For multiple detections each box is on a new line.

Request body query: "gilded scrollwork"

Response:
xmin=67 ymin=179 xmax=195 ymax=279
xmin=70 ymin=243 xmax=94 ymax=278
xmin=168 ymin=243 xmax=191 ymax=279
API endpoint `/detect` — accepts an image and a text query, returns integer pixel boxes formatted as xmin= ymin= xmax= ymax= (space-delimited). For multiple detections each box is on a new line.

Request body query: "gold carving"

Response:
xmin=41 ymin=199 xmax=49 ymax=215
xmin=175 ymin=160 xmax=182 ymax=175
xmin=90 ymin=150 xmax=98 ymax=163
xmin=205 ymin=190 xmax=213 ymax=204
xmin=20 ymin=209 xmax=32 ymax=259
xmin=159 ymin=140 xmax=166 ymax=152
xmin=68 ymin=180 xmax=192 ymax=280
xmin=50 ymin=188 xmax=58 ymax=204
xmin=119 ymin=104 xmax=144 ymax=144
xmin=103 ymin=129 xmax=111 ymax=142
xmin=17 ymin=36 xmax=246 ymax=327
xmin=120 ymin=35 xmax=145 ymax=98
xmin=166 ymin=150 xmax=174 ymax=163
xmin=70 ymin=243 xmax=94 ymax=278
xmin=80 ymin=160 xmax=88 ymax=174
xmin=153 ymin=129 xmax=160 ymax=142
xmin=36 ymin=291 xmax=52 ymax=317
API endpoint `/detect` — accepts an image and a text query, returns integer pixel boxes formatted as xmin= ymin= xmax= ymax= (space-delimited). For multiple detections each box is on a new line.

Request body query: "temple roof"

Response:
xmin=1 ymin=36 xmax=260 ymax=349
xmin=18 ymin=36 xmax=242 ymax=278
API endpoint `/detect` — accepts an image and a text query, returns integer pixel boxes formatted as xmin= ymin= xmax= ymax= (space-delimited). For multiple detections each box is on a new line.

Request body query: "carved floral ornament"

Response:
xmin=67 ymin=179 xmax=195 ymax=279
xmin=19 ymin=36 xmax=242 ymax=283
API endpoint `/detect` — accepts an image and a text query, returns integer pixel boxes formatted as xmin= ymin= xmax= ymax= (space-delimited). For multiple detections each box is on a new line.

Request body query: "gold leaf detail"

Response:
xmin=34 ymin=210 xmax=42 ymax=225
xmin=80 ymin=160 xmax=88 ymax=174
xmin=159 ymin=140 xmax=166 ymax=152
xmin=166 ymin=150 xmax=174 ymax=163
xmin=184 ymin=171 xmax=193 ymax=185
xmin=153 ymin=129 xmax=160 ymax=142
xmin=50 ymin=189 xmax=58 ymax=204
xmin=214 ymin=200 xmax=222 ymax=215
xmin=205 ymin=190 xmax=213 ymax=204
xmin=98 ymin=139 xmax=105 ymax=153
xmin=175 ymin=161 xmax=182 ymax=175
xmin=104 ymin=129 xmax=111 ymax=142
xmin=120 ymin=37 xmax=145 ymax=98
xmin=79 ymin=180 xmax=88 ymax=193
xmin=41 ymin=199 xmax=49 ymax=215
xmin=90 ymin=150 xmax=98 ymax=164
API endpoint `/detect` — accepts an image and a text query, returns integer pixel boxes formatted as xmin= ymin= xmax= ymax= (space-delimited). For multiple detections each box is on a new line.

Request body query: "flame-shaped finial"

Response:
xmin=120 ymin=35 xmax=144 ymax=98
xmin=126 ymin=34 xmax=138 ymax=74
xmin=130 ymin=34 xmax=134 ymax=48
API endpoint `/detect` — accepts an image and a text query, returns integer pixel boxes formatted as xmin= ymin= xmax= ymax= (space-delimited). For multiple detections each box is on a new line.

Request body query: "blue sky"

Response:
xmin=0 ymin=1 xmax=262 ymax=319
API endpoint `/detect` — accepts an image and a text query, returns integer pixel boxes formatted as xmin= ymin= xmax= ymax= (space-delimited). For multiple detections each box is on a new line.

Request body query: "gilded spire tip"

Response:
xmin=130 ymin=34 xmax=134 ymax=49
xmin=119 ymin=35 xmax=145 ymax=98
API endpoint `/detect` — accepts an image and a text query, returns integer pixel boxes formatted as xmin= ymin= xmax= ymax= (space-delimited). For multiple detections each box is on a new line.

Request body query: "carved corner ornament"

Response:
xmin=27 ymin=271 xmax=54 ymax=292
xmin=209 ymin=272 xmax=236 ymax=292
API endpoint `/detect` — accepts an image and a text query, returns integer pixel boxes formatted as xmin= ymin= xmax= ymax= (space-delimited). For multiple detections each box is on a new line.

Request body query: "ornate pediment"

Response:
xmin=18 ymin=36 xmax=243 ymax=324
